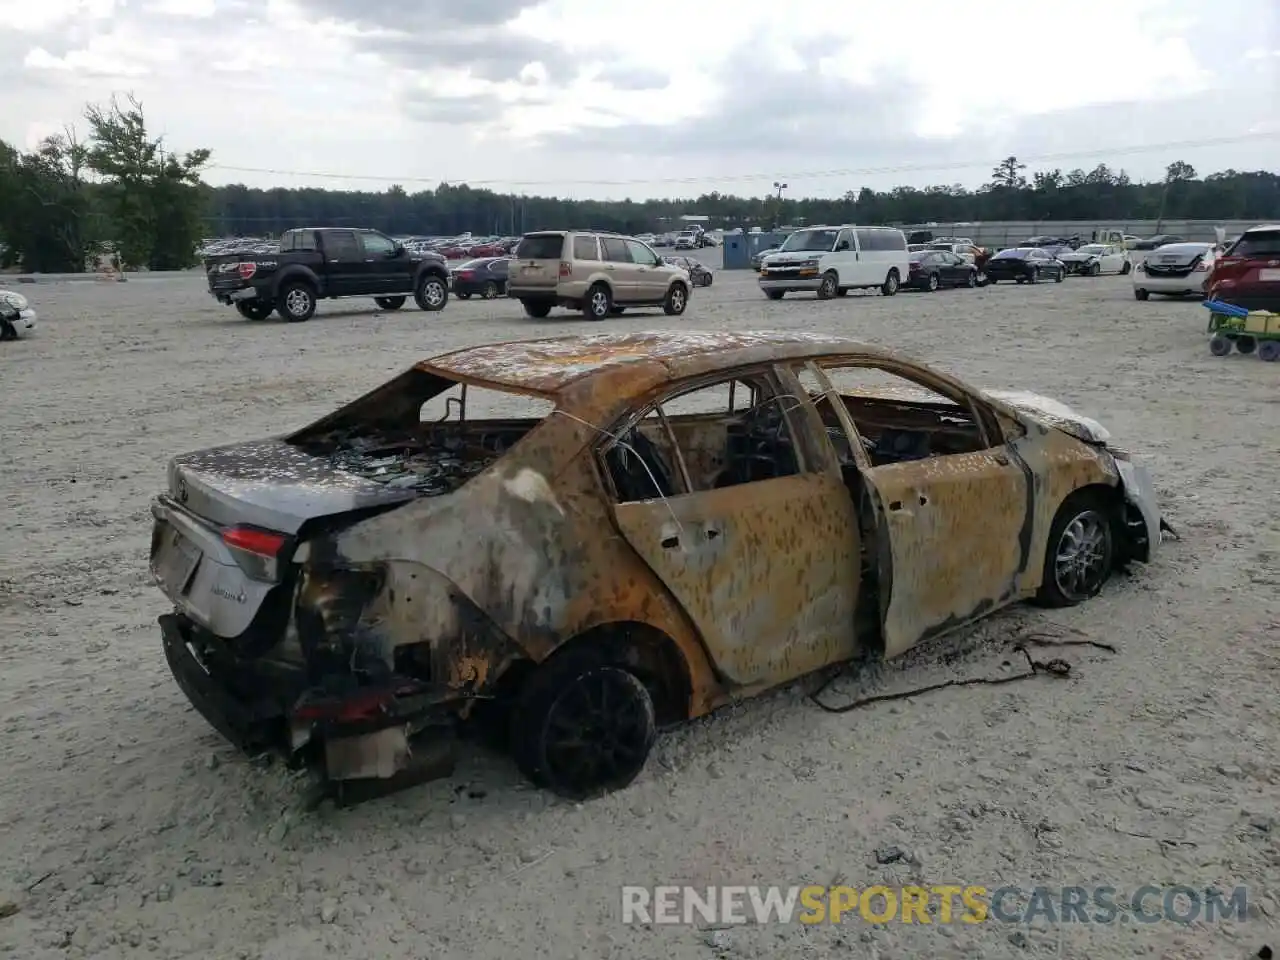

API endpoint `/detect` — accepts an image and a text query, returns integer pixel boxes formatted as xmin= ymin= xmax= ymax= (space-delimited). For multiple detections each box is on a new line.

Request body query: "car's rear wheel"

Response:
xmin=481 ymin=281 xmax=499 ymax=299
xmin=277 ymin=281 xmax=317 ymax=322
xmin=881 ymin=270 xmax=899 ymax=296
xmin=1237 ymin=336 xmax=1257 ymax=354
xmin=522 ymin=299 xmax=553 ymax=318
xmin=1054 ymin=268 xmax=1064 ymax=283
xmin=965 ymin=270 xmax=977 ymax=288
xmin=374 ymin=296 xmax=406 ymax=310
xmin=235 ymin=299 xmax=275 ymax=321
xmin=1035 ymin=492 xmax=1115 ymax=608
xmin=764 ymin=290 xmax=785 ymax=300
xmin=926 ymin=273 xmax=939 ymax=292
xmin=415 ymin=274 xmax=448 ymax=312
xmin=664 ymin=282 xmax=689 ymax=315
xmin=701 ymin=273 xmax=713 ymax=287
xmin=509 ymin=649 xmax=656 ymax=799
xmin=584 ymin=283 xmax=613 ymax=320
xmin=1134 ymin=288 xmax=1150 ymax=300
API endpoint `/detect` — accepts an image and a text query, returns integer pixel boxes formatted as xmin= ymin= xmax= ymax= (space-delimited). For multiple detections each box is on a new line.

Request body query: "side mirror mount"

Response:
xmin=836 ymin=241 xmax=850 ymax=251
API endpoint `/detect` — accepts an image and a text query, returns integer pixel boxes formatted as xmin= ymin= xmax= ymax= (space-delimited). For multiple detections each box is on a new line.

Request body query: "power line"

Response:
xmin=202 ymin=131 xmax=1280 ymax=189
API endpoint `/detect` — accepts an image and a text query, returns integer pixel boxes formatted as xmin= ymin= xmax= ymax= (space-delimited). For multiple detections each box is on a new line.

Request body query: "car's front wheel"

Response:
xmin=664 ymin=282 xmax=689 ymax=315
xmin=510 ymin=649 xmax=656 ymax=799
xmin=926 ymin=273 xmax=939 ymax=292
xmin=1134 ymin=288 xmax=1150 ymax=301
xmin=415 ymin=274 xmax=449 ymax=312
xmin=1035 ymin=492 xmax=1115 ymax=607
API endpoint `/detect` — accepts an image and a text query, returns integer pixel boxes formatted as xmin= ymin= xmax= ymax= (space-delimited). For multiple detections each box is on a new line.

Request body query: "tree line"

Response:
xmin=3 ymin=98 xmax=1278 ymax=272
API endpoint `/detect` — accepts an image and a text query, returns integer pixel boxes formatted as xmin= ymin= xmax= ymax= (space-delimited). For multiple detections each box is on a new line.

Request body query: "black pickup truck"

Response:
xmin=205 ymin=227 xmax=451 ymax=321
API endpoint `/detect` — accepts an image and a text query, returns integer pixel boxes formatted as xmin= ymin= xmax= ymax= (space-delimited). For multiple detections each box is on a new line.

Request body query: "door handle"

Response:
xmin=660 ymin=535 xmax=679 ymax=549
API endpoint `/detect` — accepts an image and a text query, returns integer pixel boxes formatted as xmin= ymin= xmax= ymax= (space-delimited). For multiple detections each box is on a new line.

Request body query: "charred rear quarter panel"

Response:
xmin=323 ymin=422 xmax=724 ymax=716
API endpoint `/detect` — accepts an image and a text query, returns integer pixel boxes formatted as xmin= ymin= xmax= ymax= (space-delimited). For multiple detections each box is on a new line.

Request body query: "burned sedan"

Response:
xmin=150 ymin=332 xmax=1164 ymax=801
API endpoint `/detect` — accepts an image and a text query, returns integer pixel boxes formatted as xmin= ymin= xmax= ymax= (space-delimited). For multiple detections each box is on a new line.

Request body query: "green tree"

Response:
xmin=85 ymin=94 xmax=210 ymax=269
xmin=991 ymin=156 xmax=1027 ymax=189
xmin=0 ymin=130 xmax=95 ymax=272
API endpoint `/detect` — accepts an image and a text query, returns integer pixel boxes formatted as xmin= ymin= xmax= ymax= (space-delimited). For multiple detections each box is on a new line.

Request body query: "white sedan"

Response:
xmin=0 ymin=290 xmax=38 ymax=340
xmin=1132 ymin=242 xmax=1218 ymax=300
xmin=1059 ymin=244 xmax=1131 ymax=276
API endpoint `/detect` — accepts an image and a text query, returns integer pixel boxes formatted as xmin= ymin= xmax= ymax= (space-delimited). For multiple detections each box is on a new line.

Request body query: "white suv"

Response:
xmin=758 ymin=225 xmax=910 ymax=300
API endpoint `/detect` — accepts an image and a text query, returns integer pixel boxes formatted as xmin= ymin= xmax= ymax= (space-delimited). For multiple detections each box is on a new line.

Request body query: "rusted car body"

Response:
xmin=150 ymin=332 xmax=1163 ymax=800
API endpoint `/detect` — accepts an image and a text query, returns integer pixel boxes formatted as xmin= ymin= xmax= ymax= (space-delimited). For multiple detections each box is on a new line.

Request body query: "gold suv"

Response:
xmin=507 ymin=230 xmax=692 ymax=320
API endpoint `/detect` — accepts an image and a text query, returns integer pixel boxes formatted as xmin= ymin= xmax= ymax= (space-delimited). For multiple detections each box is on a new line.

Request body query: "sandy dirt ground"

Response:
xmin=0 ymin=264 xmax=1277 ymax=960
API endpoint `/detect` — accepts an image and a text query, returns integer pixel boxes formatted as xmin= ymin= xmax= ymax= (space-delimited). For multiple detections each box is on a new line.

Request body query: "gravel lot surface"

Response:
xmin=1 ymin=264 xmax=1277 ymax=960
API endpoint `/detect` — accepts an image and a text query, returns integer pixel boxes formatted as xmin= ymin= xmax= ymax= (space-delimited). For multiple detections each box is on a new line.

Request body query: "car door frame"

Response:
xmin=596 ymin=364 xmax=861 ymax=693
xmin=623 ymin=238 xmax=666 ymax=302
xmin=359 ymin=230 xmax=402 ymax=293
xmin=832 ymin=229 xmax=858 ymax=287
xmin=797 ymin=358 xmax=1033 ymax=659
xmin=320 ymin=229 xmax=365 ymax=295
xmin=599 ymin=236 xmax=639 ymax=303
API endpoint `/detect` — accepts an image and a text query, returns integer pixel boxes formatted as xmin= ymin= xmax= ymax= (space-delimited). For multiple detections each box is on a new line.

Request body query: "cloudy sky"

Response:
xmin=1 ymin=0 xmax=1277 ymax=199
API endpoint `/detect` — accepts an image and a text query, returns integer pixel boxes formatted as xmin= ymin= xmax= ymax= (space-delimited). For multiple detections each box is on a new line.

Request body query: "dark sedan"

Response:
xmin=906 ymin=250 xmax=979 ymax=291
xmin=984 ymin=247 xmax=1066 ymax=284
xmin=450 ymin=257 xmax=511 ymax=299
xmin=662 ymin=255 xmax=714 ymax=287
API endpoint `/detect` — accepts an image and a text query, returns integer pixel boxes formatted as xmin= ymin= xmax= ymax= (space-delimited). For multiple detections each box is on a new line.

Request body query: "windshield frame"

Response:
xmin=779 ymin=229 xmax=840 ymax=254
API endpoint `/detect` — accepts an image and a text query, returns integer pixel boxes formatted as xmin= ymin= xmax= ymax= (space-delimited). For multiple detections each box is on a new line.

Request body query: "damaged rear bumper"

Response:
xmin=160 ymin=612 xmax=460 ymax=790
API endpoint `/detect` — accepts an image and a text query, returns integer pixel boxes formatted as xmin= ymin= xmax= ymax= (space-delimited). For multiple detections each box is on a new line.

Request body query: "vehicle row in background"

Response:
xmin=984 ymin=248 xmax=1067 ymax=284
xmin=449 ymin=257 xmax=511 ymax=299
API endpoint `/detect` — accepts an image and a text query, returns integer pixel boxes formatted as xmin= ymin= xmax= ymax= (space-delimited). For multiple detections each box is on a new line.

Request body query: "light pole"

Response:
xmin=771 ymin=182 xmax=788 ymax=230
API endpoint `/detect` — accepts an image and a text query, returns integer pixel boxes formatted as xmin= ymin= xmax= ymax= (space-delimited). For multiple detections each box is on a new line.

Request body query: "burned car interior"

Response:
xmin=602 ymin=375 xmax=806 ymax=502
xmin=287 ymin=370 xmax=553 ymax=497
xmin=600 ymin=362 xmax=997 ymax=505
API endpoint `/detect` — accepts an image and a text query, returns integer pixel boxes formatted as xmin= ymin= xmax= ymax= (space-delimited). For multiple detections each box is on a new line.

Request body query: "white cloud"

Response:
xmin=0 ymin=0 xmax=1276 ymax=198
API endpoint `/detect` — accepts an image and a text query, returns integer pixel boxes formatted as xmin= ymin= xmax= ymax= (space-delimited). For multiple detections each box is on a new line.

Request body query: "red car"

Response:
xmin=1207 ymin=224 xmax=1280 ymax=311
xmin=467 ymin=243 xmax=506 ymax=258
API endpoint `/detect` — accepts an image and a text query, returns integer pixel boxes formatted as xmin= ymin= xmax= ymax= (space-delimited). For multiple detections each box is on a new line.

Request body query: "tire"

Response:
xmin=481 ymin=281 xmax=499 ymax=300
xmin=925 ymin=273 xmax=939 ymax=293
xmin=235 ymin=299 xmax=275 ymax=321
xmin=1034 ymin=492 xmax=1115 ymax=608
xmin=835 ymin=287 xmax=848 ymax=297
xmin=0 ymin=317 xmax=16 ymax=341
xmin=277 ymin=281 xmax=317 ymax=322
xmin=1134 ymin=288 xmax=1150 ymax=301
xmin=414 ymin=274 xmax=448 ymax=312
xmin=965 ymin=271 xmax=977 ymax=288
xmin=1209 ymin=335 xmax=1232 ymax=356
xmin=456 ymin=292 xmax=472 ymax=300
xmin=701 ymin=274 xmax=713 ymax=287
xmin=1121 ymin=261 xmax=1132 ymax=275
xmin=509 ymin=648 xmax=656 ymax=799
xmin=584 ymin=283 xmax=612 ymax=320
xmin=1258 ymin=340 xmax=1280 ymax=362
xmin=608 ymin=306 xmax=626 ymax=316
xmin=1054 ymin=268 xmax=1064 ymax=283
xmin=1088 ymin=262 xmax=1101 ymax=277
xmin=1030 ymin=268 xmax=1040 ymax=284
xmin=374 ymin=296 xmax=406 ymax=310
xmin=817 ymin=271 xmax=838 ymax=300
xmin=663 ymin=282 xmax=689 ymax=316
xmin=522 ymin=299 xmax=553 ymax=318
xmin=881 ymin=270 xmax=900 ymax=296
xmin=1237 ymin=336 xmax=1257 ymax=354
xmin=764 ymin=290 xmax=785 ymax=301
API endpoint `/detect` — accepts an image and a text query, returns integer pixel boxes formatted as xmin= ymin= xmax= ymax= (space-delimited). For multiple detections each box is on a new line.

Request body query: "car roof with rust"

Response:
xmin=416 ymin=331 xmax=892 ymax=397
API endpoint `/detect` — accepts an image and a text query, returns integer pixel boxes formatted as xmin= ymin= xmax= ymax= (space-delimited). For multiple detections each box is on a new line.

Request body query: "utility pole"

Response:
xmin=772 ymin=182 xmax=788 ymax=230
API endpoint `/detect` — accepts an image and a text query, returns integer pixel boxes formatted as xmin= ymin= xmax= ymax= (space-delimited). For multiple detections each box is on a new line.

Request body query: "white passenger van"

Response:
xmin=757 ymin=225 xmax=910 ymax=300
